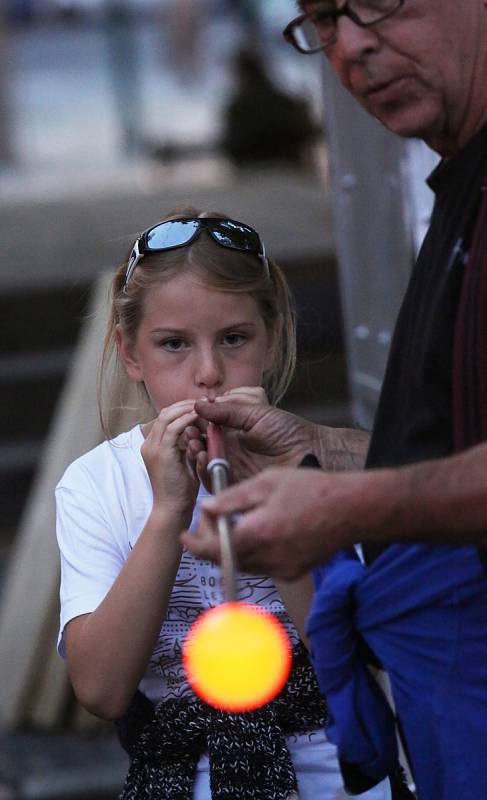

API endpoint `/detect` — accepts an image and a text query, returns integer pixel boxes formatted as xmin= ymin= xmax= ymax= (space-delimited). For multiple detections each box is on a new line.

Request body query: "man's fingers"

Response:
xmin=201 ymin=476 xmax=264 ymax=516
xmin=180 ymin=519 xmax=221 ymax=563
xmin=194 ymin=399 xmax=266 ymax=433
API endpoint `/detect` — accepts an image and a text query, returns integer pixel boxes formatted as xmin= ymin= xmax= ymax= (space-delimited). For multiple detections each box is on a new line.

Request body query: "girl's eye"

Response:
xmin=223 ymin=332 xmax=247 ymax=347
xmin=161 ymin=337 xmax=186 ymax=351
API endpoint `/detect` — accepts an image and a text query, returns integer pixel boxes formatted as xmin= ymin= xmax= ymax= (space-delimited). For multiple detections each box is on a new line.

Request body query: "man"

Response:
xmin=182 ymin=2 xmax=487 ymax=798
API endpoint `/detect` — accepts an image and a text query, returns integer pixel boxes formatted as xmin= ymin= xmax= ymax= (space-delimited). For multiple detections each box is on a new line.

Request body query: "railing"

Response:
xmin=0 ymin=273 xmax=121 ymax=729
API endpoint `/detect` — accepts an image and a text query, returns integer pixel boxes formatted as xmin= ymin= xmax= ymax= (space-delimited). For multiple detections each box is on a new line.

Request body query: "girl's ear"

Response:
xmin=115 ymin=324 xmax=143 ymax=382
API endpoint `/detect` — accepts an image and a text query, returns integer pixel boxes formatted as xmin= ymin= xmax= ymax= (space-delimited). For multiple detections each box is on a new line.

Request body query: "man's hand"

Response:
xmin=181 ymin=466 xmax=370 ymax=579
xmin=182 ymin=426 xmax=487 ymax=578
xmin=191 ymin=394 xmax=370 ymax=481
xmin=191 ymin=396 xmax=319 ymax=483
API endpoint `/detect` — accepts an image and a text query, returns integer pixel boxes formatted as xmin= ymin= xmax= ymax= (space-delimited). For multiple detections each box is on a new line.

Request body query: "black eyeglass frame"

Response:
xmin=283 ymin=0 xmax=404 ymax=54
xmin=123 ymin=217 xmax=270 ymax=291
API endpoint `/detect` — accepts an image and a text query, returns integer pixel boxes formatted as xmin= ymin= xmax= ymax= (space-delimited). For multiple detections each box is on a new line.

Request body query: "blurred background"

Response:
xmin=0 ymin=2 xmax=346 ymax=797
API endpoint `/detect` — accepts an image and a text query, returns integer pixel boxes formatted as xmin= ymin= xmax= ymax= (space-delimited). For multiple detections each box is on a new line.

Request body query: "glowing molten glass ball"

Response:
xmin=183 ymin=602 xmax=292 ymax=712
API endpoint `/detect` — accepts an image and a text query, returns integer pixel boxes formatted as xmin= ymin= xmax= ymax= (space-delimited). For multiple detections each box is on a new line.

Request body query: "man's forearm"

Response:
xmin=313 ymin=425 xmax=371 ymax=472
xmin=360 ymin=441 xmax=487 ymax=547
xmin=183 ymin=442 xmax=487 ymax=579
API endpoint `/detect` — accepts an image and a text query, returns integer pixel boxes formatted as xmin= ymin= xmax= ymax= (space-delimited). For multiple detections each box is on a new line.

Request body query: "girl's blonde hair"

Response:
xmin=99 ymin=206 xmax=296 ymax=437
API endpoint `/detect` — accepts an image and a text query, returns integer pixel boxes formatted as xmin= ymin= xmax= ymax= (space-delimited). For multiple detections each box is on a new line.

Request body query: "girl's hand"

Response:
xmin=141 ymin=399 xmax=200 ymax=524
xmin=218 ymin=386 xmax=269 ymax=406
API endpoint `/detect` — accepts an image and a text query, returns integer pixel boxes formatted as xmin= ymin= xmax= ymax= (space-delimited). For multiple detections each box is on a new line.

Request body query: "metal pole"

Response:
xmin=207 ymin=459 xmax=238 ymax=603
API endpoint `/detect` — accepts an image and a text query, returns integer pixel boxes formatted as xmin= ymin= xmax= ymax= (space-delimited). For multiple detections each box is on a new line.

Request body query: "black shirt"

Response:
xmin=364 ymin=124 xmax=487 ymax=564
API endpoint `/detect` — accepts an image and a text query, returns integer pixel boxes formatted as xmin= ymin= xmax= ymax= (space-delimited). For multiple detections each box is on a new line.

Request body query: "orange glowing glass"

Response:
xmin=183 ymin=602 xmax=292 ymax=712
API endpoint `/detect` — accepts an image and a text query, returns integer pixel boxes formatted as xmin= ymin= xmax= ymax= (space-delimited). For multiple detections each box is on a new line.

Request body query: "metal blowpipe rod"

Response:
xmin=206 ymin=423 xmax=237 ymax=602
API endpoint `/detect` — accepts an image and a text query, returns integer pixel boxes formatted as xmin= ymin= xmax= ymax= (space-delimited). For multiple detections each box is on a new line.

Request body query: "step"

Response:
xmin=0 ymin=285 xmax=91 ymax=354
xmin=0 ymin=371 xmax=65 ymax=442
xmin=0 ymin=467 xmax=35 ymax=541
xmin=0 ymin=349 xmax=72 ymax=381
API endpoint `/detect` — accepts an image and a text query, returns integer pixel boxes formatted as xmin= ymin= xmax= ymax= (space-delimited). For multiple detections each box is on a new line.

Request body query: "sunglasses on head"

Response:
xmin=123 ymin=217 xmax=270 ymax=290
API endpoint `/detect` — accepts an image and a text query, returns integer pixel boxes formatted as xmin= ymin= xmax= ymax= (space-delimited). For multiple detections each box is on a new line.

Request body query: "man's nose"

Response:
xmin=332 ymin=14 xmax=380 ymax=63
xmin=195 ymin=349 xmax=224 ymax=389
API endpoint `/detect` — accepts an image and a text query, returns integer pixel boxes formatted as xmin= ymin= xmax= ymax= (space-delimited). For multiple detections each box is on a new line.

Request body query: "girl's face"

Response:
xmin=117 ymin=272 xmax=274 ymax=412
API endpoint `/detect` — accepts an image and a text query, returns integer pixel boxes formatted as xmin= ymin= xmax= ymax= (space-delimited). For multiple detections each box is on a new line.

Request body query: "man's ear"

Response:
xmin=115 ymin=324 xmax=143 ymax=382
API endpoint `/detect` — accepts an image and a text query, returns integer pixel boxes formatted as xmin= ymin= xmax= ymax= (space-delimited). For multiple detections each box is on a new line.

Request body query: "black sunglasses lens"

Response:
xmin=146 ymin=219 xmax=200 ymax=250
xmin=210 ymin=220 xmax=260 ymax=252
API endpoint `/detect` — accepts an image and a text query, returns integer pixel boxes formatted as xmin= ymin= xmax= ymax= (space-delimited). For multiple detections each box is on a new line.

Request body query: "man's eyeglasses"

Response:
xmin=283 ymin=0 xmax=404 ymax=54
xmin=123 ymin=217 xmax=269 ymax=290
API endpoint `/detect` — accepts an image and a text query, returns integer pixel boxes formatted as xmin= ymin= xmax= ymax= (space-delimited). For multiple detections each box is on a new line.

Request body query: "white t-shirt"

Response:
xmin=56 ymin=425 xmax=391 ymax=800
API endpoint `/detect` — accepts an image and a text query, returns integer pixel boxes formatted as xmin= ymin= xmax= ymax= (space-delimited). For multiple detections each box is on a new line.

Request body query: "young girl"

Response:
xmin=56 ymin=208 xmax=393 ymax=800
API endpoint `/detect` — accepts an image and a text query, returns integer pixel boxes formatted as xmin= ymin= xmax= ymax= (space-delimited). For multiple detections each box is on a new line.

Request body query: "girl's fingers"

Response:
xmin=217 ymin=394 xmax=267 ymax=407
xmin=185 ymin=454 xmax=198 ymax=481
xmin=185 ymin=437 xmax=206 ymax=458
xmin=148 ymin=401 xmax=197 ymax=445
xmin=145 ymin=412 xmax=198 ymax=458
xmin=222 ymin=386 xmax=264 ymax=396
xmin=195 ymin=451 xmax=210 ymax=490
xmin=219 ymin=386 xmax=268 ymax=405
xmin=184 ymin=425 xmax=203 ymax=439
xmin=178 ymin=425 xmax=204 ymax=451
xmin=159 ymin=399 xmax=197 ymax=421
xmin=164 ymin=411 xmax=200 ymax=443
xmin=180 ymin=425 xmax=202 ymax=447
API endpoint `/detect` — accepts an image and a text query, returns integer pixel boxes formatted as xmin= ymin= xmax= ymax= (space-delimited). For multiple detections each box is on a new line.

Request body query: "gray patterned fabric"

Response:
xmin=118 ymin=643 xmax=327 ymax=800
